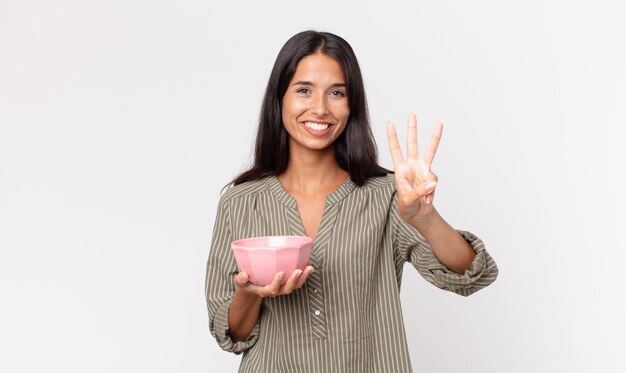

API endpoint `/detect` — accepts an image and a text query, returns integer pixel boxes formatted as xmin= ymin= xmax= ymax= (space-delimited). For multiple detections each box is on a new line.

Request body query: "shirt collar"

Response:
xmin=266 ymin=175 xmax=356 ymax=208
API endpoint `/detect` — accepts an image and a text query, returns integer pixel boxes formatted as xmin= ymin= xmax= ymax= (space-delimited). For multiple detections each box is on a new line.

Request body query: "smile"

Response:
xmin=303 ymin=121 xmax=330 ymax=131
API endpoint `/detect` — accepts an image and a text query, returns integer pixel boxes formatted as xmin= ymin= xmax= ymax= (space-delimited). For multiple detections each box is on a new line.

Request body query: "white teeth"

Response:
xmin=304 ymin=122 xmax=330 ymax=131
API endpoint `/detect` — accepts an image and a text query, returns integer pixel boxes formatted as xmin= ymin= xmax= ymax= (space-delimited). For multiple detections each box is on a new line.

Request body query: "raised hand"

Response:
xmin=386 ymin=114 xmax=443 ymax=222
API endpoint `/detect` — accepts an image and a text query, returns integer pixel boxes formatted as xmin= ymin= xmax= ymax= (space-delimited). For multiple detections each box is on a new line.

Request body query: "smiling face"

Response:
xmin=281 ymin=52 xmax=350 ymax=154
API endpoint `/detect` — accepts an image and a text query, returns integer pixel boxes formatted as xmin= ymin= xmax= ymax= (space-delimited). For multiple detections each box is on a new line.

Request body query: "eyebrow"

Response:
xmin=292 ymin=80 xmax=347 ymax=88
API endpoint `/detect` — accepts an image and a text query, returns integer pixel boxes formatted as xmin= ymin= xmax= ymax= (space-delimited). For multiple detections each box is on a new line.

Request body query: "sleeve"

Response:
xmin=391 ymin=193 xmax=498 ymax=296
xmin=205 ymin=195 xmax=260 ymax=354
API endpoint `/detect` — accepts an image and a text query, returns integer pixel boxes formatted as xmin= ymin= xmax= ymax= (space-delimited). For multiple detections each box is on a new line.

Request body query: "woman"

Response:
xmin=205 ymin=30 xmax=498 ymax=372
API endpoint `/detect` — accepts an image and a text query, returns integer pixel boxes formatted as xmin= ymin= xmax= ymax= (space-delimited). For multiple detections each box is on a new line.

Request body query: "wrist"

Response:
xmin=406 ymin=208 xmax=440 ymax=230
xmin=234 ymin=287 xmax=262 ymax=304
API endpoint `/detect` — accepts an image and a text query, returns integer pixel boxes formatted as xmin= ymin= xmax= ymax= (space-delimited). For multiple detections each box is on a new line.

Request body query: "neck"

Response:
xmin=280 ymin=144 xmax=348 ymax=194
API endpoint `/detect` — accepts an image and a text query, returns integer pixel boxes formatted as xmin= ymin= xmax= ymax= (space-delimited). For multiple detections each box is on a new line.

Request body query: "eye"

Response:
xmin=330 ymin=90 xmax=346 ymax=97
xmin=296 ymin=87 xmax=311 ymax=94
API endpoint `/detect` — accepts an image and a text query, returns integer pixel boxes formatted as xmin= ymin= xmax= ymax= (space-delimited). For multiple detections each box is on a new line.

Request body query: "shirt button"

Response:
xmin=312 ymin=288 xmax=318 ymax=293
xmin=314 ymin=310 xmax=321 ymax=316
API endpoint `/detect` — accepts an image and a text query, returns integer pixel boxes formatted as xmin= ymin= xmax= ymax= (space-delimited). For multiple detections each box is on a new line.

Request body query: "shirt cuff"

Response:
xmin=211 ymin=298 xmax=260 ymax=354
xmin=425 ymin=230 xmax=498 ymax=296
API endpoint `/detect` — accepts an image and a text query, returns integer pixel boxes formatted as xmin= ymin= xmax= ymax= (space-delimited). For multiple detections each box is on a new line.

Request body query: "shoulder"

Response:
xmin=346 ymin=173 xmax=396 ymax=202
xmin=360 ymin=173 xmax=396 ymax=191
xmin=219 ymin=177 xmax=270 ymax=204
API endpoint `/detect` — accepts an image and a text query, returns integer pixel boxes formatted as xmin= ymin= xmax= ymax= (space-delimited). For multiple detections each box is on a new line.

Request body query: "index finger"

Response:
xmin=258 ymin=271 xmax=285 ymax=297
xmin=386 ymin=121 xmax=405 ymax=167
xmin=423 ymin=121 xmax=443 ymax=166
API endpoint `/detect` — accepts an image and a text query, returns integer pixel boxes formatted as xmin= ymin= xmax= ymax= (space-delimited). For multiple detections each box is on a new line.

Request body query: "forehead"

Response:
xmin=291 ymin=53 xmax=345 ymax=83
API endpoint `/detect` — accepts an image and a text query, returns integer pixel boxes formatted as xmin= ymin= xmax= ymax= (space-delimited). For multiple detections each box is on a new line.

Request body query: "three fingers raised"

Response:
xmin=386 ymin=115 xmax=443 ymax=168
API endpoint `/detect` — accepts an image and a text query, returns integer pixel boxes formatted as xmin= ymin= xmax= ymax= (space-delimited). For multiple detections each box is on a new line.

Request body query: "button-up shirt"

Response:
xmin=205 ymin=174 xmax=498 ymax=372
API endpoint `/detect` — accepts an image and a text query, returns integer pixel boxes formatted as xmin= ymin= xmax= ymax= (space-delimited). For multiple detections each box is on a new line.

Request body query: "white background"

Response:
xmin=1 ymin=1 xmax=625 ymax=372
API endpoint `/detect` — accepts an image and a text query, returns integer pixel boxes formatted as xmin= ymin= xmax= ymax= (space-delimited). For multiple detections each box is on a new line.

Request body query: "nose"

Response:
xmin=310 ymin=92 xmax=329 ymax=117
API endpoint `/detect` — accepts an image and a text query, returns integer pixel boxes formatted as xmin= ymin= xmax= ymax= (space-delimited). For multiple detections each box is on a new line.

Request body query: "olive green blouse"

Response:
xmin=205 ymin=174 xmax=498 ymax=372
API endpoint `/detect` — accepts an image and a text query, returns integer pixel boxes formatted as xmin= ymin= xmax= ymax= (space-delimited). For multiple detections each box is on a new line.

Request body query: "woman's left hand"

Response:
xmin=387 ymin=114 xmax=443 ymax=222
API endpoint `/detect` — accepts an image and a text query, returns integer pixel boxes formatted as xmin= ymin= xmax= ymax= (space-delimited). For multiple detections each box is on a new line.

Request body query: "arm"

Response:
xmin=205 ymin=196 xmax=260 ymax=354
xmin=387 ymin=114 xmax=497 ymax=293
xmin=391 ymin=192 xmax=498 ymax=296
xmin=229 ymin=266 xmax=315 ymax=342
xmin=406 ymin=207 xmax=476 ymax=274
xmin=228 ymin=285 xmax=263 ymax=342
xmin=387 ymin=114 xmax=476 ymax=274
xmin=207 ymin=193 xmax=314 ymax=345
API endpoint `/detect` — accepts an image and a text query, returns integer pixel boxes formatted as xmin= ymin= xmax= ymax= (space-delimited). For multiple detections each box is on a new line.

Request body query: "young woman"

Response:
xmin=205 ymin=30 xmax=498 ymax=372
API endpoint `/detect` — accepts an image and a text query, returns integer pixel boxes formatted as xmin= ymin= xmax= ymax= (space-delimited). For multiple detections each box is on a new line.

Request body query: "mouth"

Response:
xmin=300 ymin=121 xmax=334 ymax=137
xmin=303 ymin=121 xmax=331 ymax=131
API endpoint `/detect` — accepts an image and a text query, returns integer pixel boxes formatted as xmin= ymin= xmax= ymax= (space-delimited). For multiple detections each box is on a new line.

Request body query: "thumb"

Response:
xmin=235 ymin=271 xmax=250 ymax=286
xmin=421 ymin=181 xmax=437 ymax=196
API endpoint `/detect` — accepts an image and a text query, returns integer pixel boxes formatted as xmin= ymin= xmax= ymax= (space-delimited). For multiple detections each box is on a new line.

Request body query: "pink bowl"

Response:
xmin=231 ymin=235 xmax=313 ymax=286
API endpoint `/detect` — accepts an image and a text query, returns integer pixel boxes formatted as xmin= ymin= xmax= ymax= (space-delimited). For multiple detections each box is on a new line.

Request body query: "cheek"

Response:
xmin=283 ymin=96 xmax=307 ymax=116
xmin=334 ymin=103 xmax=350 ymax=122
xmin=281 ymin=97 xmax=289 ymax=118
xmin=342 ymin=108 xmax=350 ymax=121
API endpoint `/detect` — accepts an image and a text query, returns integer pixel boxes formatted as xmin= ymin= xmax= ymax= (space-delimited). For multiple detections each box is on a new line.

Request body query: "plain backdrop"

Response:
xmin=1 ymin=0 xmax=625 ymax=372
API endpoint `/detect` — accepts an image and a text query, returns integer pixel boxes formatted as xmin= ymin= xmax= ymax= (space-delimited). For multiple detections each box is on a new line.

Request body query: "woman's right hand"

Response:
xmin=228 ymin=266 xmax=315 ymax=342
xmin=234 ymin=266 xmax=315 ymax=298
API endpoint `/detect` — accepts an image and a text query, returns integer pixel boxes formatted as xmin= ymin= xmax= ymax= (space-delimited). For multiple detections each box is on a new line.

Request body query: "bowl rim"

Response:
xmin=231 ymin=235 xmax=313 ymax=251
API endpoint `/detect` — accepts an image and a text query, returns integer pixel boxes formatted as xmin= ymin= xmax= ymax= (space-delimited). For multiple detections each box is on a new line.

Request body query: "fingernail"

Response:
xmin=295 ymin=270 xmax=302 ymax=278
xmin=278 ymin=272 xmax=284 ymax=279
xmin=424 ymin=181 xmax=437 ymax=190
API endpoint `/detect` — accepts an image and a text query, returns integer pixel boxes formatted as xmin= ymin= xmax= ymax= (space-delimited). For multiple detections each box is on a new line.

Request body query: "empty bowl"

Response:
xmin=231 ymin=235 xmax=313 ymax=286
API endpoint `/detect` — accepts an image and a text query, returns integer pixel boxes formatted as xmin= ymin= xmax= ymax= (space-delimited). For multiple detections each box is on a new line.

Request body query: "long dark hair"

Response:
xmin=231 ymin=30 xmax=390 ymax=187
